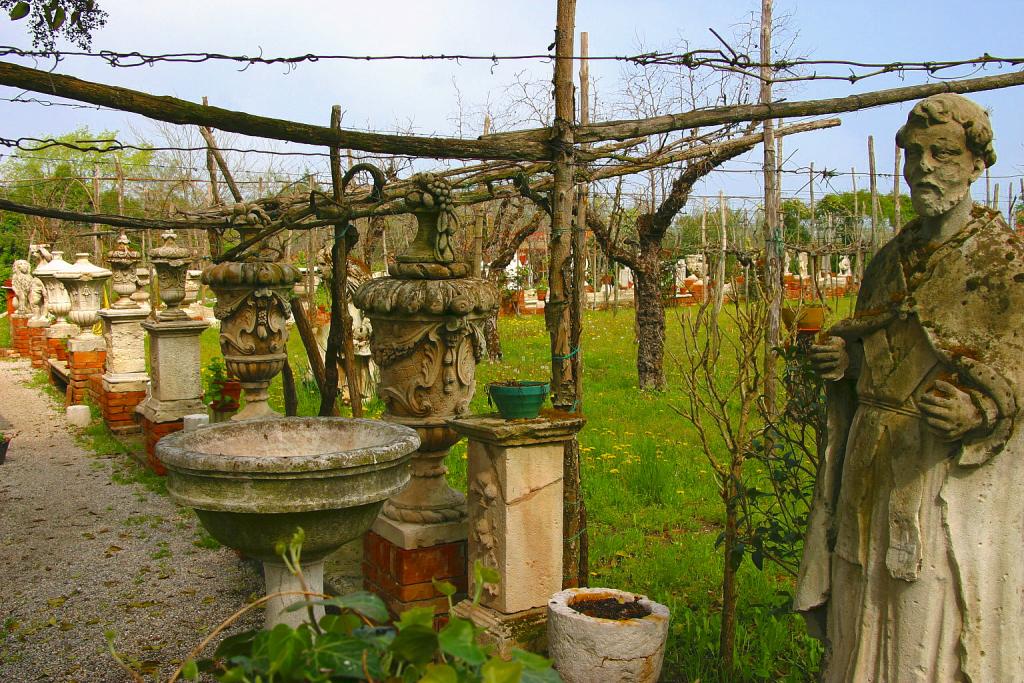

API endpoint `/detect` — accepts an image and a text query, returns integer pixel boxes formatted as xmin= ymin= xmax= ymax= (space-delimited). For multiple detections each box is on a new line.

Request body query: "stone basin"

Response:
xmin=156 ymin=416 xmax=419 ymax=628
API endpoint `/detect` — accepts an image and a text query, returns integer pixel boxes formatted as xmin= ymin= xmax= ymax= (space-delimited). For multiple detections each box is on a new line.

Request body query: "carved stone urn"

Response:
xmin=33 ymin=250 xmax=75 ymax=331
xmin=56 ymin=253 xmax=112 ymax=340
xmin=354 ymin=173 xmax=499 ymax=527
xmin=202 ymin=259 xmax=299 ymax=421
xmin=106 ymin=231 xmax=141 ymax=308
xmin=150 ymin=231 xmax=192 ymax=321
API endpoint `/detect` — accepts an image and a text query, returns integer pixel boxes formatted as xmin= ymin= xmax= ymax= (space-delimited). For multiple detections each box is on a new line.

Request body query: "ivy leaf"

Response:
xmin=180 ymin=660 xmax=199 ymax=681
xmin=482 ymin=658 xmax=524 ymax=683
xmin=432 ymin=577 xmax=457 ymax=598
xmin=50 ymin=7 xmax=66 ymax=30
xmin=8 ymin=2 xmax=29 ymax=21
xmin=395 ymin=606 xmax=435 ymax=631
xmin=418 ymin=663 xmax=459 ymax=683
xmin=474 ymin=560 xmax=501 ymax=586
xmin=328 ymin=591 xmax=389 ymax=623
xmin=438 ymin=617 xmax=485 ymax=665
xmin=214 ymin=629 xmax=258 ymax=659
xmin=389 ymin=623 xmax=438 ymax=666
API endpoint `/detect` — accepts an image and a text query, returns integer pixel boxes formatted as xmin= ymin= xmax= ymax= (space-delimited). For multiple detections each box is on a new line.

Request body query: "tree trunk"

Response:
xmin=484 ymin=310 xmax=503 ymax=362
xmin=633 ymin=251 xmax=665 ymax=391
xmin=720 ymin=482 xmax=740 ymax=676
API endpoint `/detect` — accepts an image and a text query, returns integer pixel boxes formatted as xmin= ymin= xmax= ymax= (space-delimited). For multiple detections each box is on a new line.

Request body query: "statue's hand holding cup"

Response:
xmin=809 ymin=335 xmax=848 ymax=381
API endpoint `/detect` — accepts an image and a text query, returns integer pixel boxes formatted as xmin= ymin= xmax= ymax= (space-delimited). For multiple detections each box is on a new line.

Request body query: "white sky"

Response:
xmin=0 ymin=0 xmax=1021 ymax=210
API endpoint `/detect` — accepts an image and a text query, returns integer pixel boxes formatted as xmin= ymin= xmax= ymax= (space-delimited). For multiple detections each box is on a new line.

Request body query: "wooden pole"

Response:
xmin=760 ymin=0 xmax=782 ymax=414
xmin=713 ymin=191 xmax=728 ymax=323
xmin=868 ymin=135 xmax=879 ymax=253
xmin=320 ymin=105 xmax=362 ymax=418
xmin=92 ymin=163 xmax=101 ymax=260
xmin=549 ymin=0 xmax=583 ymax=592
xmin=986 ymin=167 xmax=991 ymax=207
xmin=993 ymin=182 xmax=1000 ymax=211
xmin=809 ymin=162 xmax=816 ymax=236
xmin=893 ymin=143 xmax=902 ymax=230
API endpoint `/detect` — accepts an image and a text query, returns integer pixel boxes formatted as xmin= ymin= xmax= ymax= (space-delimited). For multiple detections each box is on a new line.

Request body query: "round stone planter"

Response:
xmin=548 ymin=587 xmax=670 ymax=683
xmin=156 ymin=416 xmax=419 ymax=628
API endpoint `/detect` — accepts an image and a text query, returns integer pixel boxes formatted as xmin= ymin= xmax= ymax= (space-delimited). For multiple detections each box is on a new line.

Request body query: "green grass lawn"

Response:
xmin=191 ymin=300 xmax=850 ymax=681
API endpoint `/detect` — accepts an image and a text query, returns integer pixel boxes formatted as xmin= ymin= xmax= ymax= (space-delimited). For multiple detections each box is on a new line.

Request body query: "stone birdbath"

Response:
xmin=156 ymin=416 xmax=419 ymax=628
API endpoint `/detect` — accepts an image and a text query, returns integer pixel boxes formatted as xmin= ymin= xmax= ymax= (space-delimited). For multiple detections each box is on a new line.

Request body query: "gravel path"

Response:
xmin=0 ymin=359 xmax=263 ymax=681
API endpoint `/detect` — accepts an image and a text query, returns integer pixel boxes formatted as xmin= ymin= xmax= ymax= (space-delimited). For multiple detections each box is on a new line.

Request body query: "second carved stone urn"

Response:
xmin=202 ymin=259 xmax=299 ymax=421
xmin=106 ymin=231 xmax=141 ymax=308
xmin=150 ymin=231 xmax=192 ymax=321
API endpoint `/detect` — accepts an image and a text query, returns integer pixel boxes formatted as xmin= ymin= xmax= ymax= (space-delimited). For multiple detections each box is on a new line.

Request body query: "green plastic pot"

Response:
xmin=487 ymin=381 xmax=550 ymax=419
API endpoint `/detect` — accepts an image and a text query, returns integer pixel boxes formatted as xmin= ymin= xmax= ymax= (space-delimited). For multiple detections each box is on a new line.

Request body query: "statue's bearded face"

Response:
xmin=902 ymin=121 xmax=984 ymax=217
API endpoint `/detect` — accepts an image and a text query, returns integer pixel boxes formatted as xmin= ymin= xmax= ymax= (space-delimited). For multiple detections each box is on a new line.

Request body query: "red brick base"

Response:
xmin=67 ymin=348 xmax=106 ymax=405
xmin=98 ymin=386 xmax=147 ymax=434
xmin=10 ymin=316 xmax=29 ymax=357
xmin=46 ymin=336 xmax=68 ymax=362
xmin=27 ymin=327 xmax=47 ymax=367
xmin=140 ymin=415 xmax=182 ymax=475
xmin=362 ymin=531 xmax=467 ymax=623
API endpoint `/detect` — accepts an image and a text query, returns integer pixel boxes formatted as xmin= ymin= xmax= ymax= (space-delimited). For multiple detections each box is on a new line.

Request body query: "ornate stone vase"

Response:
xmin=150 ymin=231 xmax=192 ymax=321
xmin=33 ymin=251 xmax=73 ymax=326
xmin=202 ymin=260 xmax=299 ymax=421
xmin=354 ymin=276 xmax=499 ymax=523
xmin=106 ymin=232 xmax=141 ymax=309
xmin=56 ymin=254 xmax=112 ymax=338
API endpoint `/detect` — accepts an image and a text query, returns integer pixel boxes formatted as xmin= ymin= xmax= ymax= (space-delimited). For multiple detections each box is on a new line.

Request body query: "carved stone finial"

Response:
xmin=107 ymin=230 xmax=142 ymax=309
xmin=390 ymin=173 xmax=469 ymax=280
xmin=150 ymin=231 xmax=192 ymax=320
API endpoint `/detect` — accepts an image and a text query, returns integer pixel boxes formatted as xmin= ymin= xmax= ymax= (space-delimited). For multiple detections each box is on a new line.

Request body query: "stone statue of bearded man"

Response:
xmin=797 ymin=94 xmax=1024 ymax=681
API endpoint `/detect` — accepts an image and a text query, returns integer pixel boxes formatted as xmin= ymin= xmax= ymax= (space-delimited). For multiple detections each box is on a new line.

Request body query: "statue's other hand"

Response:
xmin=919 ymin=380 xmax=983 ymax=441
xmin=809 ymin=336 xmax=848 ymax=381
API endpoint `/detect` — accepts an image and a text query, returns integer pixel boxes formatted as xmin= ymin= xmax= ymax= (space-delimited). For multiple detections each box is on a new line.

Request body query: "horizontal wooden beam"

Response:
xmin=577 ymin=69 xmax=1024 ymax=142
xmin=0 ymin=197 xmax=221 ymax=231
xmin=0 ymin=60 xmax=552 ymax=162
xmin=495 ymin=69 xmax=1024 ymax=144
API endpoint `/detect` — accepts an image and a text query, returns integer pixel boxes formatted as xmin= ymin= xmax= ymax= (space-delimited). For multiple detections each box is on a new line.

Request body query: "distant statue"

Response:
xmin=684 ymin=253 xmax=706 ymax=280
xmin=797 ymin=252 xmax=809 ymax=279
xmin=11 ymin=259 xmax=32 ymax=314
xmin=783 ymin=250 xmax=793 ymax=276
xmin=799 ymin=94 xmax=1024 ymax=681
xmin=837 ymin=255 xmax=852 ymax=277
xmin=28 ymin=277 xmax=46 ymax=323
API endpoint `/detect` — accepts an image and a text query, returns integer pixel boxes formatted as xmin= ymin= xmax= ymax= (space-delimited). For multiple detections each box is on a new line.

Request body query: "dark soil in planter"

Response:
xmin=570 ymin=595 xmax=650 ymax=620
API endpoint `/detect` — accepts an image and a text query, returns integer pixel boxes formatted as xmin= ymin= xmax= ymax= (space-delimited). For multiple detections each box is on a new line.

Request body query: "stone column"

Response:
xmin=98 ymin=232 xmax=150 ymax=434
xmin=138 ymin=232 xmax=207 ymax=473
xmin=449 ymin=414 xmax=585 ymax=656
xmin=353 ymin=173 xmax=499 ymax=618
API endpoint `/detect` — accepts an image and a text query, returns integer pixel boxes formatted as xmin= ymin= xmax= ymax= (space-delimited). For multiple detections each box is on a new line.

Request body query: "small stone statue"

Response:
xmin=797 ymin=252 xmax=809 ymax=279
xmin=798 ymin=94 xmax=1024 ymax=681
xmin=11 ymin=259 xmax=32 ymax=314
xmin=837 ymin=255 xmax=852 ymax=277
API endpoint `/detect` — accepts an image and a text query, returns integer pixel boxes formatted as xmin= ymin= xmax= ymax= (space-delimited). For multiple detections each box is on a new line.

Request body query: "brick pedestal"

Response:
xmin=67 ymin=336 xmax=106 ymax=405
xmin=10 ymin=313 xmax=30 ymax=357
xmin=26 ymin=321 xmax=48 ymax=368
xmin=99 ymin=376 xmax=148 ymax=434
xmin=98 ymin=307 xmax=149 ymax=434
xmin=140 ymin=415 xmax=183 ymax=475
xmin=363 ymin=530 xmax=467 ymax=623
xmin=448 ymin=413 xmax=586 ymax=656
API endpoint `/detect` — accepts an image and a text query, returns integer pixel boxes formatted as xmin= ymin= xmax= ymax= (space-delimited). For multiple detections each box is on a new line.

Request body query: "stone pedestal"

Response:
xmin=10 ymin=312 xmax=30 ymax=357
xmin=67 ymin=336 xmax=106 ymax=405
xmin=26 ymin=319 xmax=49 ymax=368
xmin=98 ymin=307 xmax=150 ymax=433
xmin=448 ymin=414 xmax=585 ymax=654
xmin=137 ymin=318 xmax=207 ymax=473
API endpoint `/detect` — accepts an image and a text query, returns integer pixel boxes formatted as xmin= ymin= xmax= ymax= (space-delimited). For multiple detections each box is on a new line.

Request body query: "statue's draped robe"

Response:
xmin=796 ymin=208 xmax=1024 ymax=682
